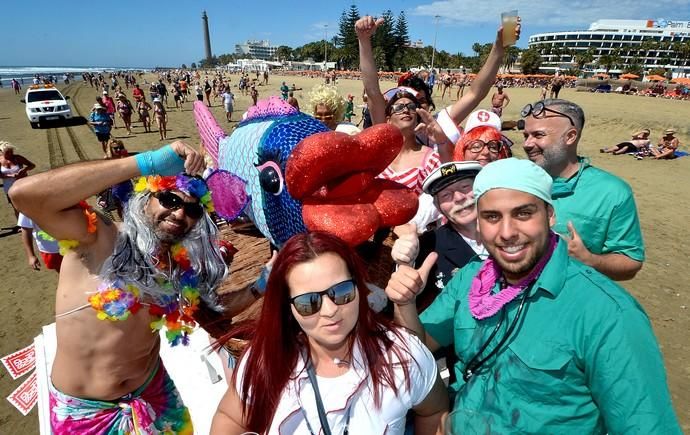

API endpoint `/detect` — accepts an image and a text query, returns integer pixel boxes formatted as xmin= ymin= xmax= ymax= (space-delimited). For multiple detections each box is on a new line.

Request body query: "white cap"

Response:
xmin=464 ymin=109 xmax=502 ymax=135
xmin=422 ymin=161 xmax=483 ymax=195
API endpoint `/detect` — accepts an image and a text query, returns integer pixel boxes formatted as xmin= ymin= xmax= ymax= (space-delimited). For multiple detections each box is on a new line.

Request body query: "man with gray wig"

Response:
xmin=520 ymin=98 xmax=644 ymax=281
xmin=10 ymin=141 xmax=260 ymax=433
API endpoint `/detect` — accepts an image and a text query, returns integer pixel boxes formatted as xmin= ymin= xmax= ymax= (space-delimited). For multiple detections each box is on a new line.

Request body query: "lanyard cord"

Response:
xmin=463 ymin=288 xmax=530 ymax=381
xmin=302 ymin=362 xmax=353 ymax=435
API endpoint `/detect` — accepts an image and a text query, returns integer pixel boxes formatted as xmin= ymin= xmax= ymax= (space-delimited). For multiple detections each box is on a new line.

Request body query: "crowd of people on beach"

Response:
xmin=1 ymin=11 xmax=685 ymax=435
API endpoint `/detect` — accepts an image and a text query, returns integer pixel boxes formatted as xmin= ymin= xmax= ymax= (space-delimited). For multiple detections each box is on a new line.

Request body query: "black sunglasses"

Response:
xmin=290 ymin=279 xmax=357 ymax=317
xmin=390 ymin=102 xmax=418 ymax=115
xmin=153 ymin=191 xmax=204 ymax=219
xmin=520 ymin=102 xmax=575 ymax=126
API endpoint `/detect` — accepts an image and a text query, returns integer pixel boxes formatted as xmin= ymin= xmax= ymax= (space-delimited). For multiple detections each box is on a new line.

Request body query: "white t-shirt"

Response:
xmin=221 ymin=92 xmax=234 ymax=105
xmin=235 ymin=329 xmax=438 ymax=434
xmin=17 ymin=213 xmax=59 ymax=254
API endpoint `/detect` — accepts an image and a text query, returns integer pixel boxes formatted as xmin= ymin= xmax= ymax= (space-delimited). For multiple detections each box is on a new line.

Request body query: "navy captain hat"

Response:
xmin=422 ymin=161 xmax=483 ymax=196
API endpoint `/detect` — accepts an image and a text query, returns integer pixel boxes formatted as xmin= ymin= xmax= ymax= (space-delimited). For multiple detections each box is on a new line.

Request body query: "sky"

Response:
xmin=1 ymin=0 xmax=689 ymax=68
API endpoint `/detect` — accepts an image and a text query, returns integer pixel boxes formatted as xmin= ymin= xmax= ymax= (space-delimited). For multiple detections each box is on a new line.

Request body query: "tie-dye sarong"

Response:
xmin=49 ymin=359 xmax=193 ymax=434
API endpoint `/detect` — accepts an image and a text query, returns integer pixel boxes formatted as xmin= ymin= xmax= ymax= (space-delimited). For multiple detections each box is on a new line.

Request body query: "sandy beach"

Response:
xmin=0 ymin=73 xmax=688 ymax=433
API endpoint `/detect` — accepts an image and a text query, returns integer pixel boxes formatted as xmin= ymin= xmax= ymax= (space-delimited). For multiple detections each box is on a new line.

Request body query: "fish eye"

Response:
xmin=257 ymin=161 xmax=284 ymax=196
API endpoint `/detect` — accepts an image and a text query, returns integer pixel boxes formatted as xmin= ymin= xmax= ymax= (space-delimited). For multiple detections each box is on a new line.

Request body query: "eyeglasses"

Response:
xmin=314 ymin=114 xmax=334 ymax=120
xmin=290 ymin=279 xmax=357 ymax=317
xmin=467 ymin=140 xmax=502 ymax=154
xmin=111 ymin=146 xmax=125 ymax=152
xmin=390 ymin=102 xmax=418 ymax=115
xmin=153 ymin=191 xmax=204 ymax=219
xmin=520 ymin=102 xmax=575 ymax=126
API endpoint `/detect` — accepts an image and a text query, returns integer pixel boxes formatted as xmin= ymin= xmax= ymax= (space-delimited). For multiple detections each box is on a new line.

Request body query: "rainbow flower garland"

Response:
xmin=133 ymin=174 xmax=214 ymax=213
xmin=88 ymin=243 xmax=202 ymax=346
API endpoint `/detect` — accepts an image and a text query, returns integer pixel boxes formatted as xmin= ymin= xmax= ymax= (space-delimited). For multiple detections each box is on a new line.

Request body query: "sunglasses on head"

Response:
xmin=153 ymin=191 xmax=204 ymax=219
xmin=390 ymin=102 xmax=418 ymax=115
xmin=520 ymin=102 xmax=575 ymax=126
xmin=383 ymin=86 xmax=420 ymax=101
xmin=467 ymin=140 xmax=502 ymax=154
xmin=290 ymin=279 xmax=357 ymax=317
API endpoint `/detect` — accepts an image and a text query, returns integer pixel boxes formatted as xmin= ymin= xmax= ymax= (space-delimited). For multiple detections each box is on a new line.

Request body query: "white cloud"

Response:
xmin=411 ymin=0 xmax=690 ymax=28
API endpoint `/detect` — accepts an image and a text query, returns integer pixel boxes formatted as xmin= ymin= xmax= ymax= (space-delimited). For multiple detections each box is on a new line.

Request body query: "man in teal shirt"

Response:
xmin=386 ymin=158 xmax=680 ymax=434
xmin=521 ymin=99 xmax=644 ymax=280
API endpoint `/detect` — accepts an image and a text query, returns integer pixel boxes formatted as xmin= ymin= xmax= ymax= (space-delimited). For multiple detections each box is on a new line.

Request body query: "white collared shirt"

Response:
xmin=235 ymin=329 xmax=438 ymax=434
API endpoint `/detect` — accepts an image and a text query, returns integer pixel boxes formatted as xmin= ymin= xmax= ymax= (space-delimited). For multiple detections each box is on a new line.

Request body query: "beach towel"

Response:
xmin=49 ymin=359 xmax=193 ymax=435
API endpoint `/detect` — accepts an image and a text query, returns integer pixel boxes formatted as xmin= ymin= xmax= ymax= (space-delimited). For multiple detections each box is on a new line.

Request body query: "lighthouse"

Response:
xmin=202 ymin=11 xmax=213 ymax=63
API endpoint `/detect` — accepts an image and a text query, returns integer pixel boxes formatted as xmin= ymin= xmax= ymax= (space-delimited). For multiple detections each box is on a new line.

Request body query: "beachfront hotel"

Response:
xmin=235 ymin=40 xmax=279 ymax=61
xmin=528 ymin=19 xmax=690 ymax=77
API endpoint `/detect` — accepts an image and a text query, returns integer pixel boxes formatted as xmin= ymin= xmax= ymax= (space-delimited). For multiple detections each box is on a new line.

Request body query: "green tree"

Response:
xmin=191 ymin=62 xmax=197 ymax=69
xmin=574 ymin=47 xmax=595 ymax=70
xmin=503 ymin=46 xmax=521 ymax=71
xmin=275 ymin=45 xmax=293 ymax=61
xmin=393 ymin=11 xmax=410 ymax=70
xmin=598 ymin=49 xmax=621 ymax=73
xmin=372 ymin=10 xmax=396 ymax=70
xmin=337 ymin=4 xmax=361 ymax=69
xmin=181 ymin=64 xmax=187 ymax=69
xmin=520 ymin=47 xmax=543 ymax=74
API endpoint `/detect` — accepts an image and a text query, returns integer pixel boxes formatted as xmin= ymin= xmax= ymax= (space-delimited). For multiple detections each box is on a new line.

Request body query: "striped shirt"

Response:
xmin=378 ymin=148 xmax=441 ymax=195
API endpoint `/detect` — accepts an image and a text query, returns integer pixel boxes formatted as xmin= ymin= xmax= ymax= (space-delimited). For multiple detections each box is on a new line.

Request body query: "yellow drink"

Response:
xmin=501 ymin=11 xmax=518 ymax=47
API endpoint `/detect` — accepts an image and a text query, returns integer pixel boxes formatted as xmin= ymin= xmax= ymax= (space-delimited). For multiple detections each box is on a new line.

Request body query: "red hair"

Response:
xmin=231 ymin=232 xmax=412 ymax=433
xmin=453 ymin=125 xmax=508 ymax=161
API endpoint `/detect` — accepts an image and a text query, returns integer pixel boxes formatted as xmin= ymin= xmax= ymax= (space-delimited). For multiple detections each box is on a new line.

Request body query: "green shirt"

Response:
xmin=420 ymin=241 xmax=680 ymax=434
xmin=551 ymin=158 xmax=645 ymax=261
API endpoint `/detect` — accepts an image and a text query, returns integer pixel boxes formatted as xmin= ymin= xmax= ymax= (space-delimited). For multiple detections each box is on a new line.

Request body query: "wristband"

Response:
xmin=250 ymin=265 xmax=271 ymax=299
xmin=135 ymin=145 xmax=185 ymax=176
xmin=436 ymin=107 xmax=462 ymax=144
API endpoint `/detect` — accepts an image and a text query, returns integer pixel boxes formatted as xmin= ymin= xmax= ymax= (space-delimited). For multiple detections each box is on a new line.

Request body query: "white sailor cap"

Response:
xmin=422 ymin=161 xmax=483 ymax=195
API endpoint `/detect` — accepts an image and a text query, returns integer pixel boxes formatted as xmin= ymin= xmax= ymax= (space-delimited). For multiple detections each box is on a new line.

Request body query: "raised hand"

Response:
xmin=355 ymin=16 xmax=384 ymax=40
xmin=169 ymin=140 xmax=205 ymax=176
xmin=385 ymin=252 xmax=438 ymax=306
xmin=392 ymin=223 xmax=420 ymax=266
xmin=415 ymin=108 xmax=452 ymax=146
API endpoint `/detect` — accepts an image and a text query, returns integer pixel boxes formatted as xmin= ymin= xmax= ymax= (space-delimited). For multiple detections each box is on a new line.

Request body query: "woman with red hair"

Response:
xmin=453 ymin=109 xmax=512 ymax=165
xmin=211 ymin=232 xmax=448 ymax=434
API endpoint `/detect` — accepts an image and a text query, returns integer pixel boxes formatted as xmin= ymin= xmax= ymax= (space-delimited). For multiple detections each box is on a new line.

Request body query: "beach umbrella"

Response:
xmin=671 ymin=77 xmax=690 ymax=84
xmin=620 ymin=73 xmax=639 ymax=79
xmin=646 ymin=74 xmax=666 ymax=82
xmin=593 ymin=73 xmax=609 ymax=79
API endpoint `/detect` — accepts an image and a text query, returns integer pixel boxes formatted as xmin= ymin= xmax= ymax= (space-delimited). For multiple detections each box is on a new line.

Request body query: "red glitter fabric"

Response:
xmin=286 ymin=125 xmax=418 ymax=246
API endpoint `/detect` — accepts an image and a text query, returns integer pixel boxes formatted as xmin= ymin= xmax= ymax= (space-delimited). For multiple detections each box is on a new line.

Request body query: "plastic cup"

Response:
xmin=501 ymin=10 xmax=519 ymax=47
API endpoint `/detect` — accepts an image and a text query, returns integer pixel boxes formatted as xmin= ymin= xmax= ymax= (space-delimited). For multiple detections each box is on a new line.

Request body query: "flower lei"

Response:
xmin=133 ymin=174 xmax=214 ymax=213
xmin=88 ymin=243 xmax=202 ymax=346
xmin=468 ymin=233 xmax=558 ymax=320
xmin=39 ymin=201 xmax=98 ymax=255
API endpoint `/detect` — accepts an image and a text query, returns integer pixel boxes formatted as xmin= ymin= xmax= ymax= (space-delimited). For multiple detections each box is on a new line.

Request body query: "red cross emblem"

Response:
xmin=477 ymin=111 xmax=490 ymax=122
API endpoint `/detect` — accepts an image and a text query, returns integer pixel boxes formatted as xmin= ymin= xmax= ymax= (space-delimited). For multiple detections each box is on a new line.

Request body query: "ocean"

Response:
xmin=0 ymin=66 xmax=149 ymax=86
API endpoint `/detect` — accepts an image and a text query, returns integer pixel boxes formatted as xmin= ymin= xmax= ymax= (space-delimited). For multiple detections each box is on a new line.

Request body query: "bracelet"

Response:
xmin=249 ymin=265 xmax=271 ymax=300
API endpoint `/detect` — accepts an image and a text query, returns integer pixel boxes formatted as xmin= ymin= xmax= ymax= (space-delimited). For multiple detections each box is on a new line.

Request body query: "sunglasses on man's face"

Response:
xmin=390 ymin=102 xmax=418 ymax=115
xmin=153 ymin=191 xmax=204 ymax=219
xmin=290 ymin=279 xmax=357 ymax=317
xmin=314 ymin=114 xmax=334 ymax=120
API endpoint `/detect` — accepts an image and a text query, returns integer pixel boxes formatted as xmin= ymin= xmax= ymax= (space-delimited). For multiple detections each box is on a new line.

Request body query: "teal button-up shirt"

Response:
xmin=420 ymin=240 xmax=680 ymax=434
xmin=551 ymin=158 xmax=645 ymax=261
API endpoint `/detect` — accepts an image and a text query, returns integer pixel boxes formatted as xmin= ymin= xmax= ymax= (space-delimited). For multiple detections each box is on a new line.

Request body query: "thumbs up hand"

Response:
xmin=385 ymin=252 xmax=438 ymax=306
xmin=392 ymin=223 xmax=420 ymax=266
